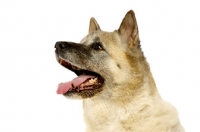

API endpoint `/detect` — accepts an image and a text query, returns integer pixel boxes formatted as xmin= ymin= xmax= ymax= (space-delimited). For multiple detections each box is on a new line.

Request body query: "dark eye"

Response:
xmin=91 ymin=42 xmax=104 ymax=50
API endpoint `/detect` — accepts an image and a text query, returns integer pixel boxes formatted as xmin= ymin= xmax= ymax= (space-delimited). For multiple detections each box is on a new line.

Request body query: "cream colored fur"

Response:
xmin=81 ymin=10 xmax=185 ymax=132
xmin=83 ymin=77 xmax=184 ymax=132
xmin=56 ymin=10 xmax=185 ymax=132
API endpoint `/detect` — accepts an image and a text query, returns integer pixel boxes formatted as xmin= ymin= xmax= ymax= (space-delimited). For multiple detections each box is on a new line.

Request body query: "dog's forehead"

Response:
xmin=80 ymin=31 xmax=119 ymax=45
xmin=80 ymin=33 xmax=98 ymax=45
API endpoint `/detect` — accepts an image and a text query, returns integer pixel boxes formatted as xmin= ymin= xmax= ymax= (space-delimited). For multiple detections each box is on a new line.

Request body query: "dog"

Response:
xmin=55 ymin=10 xmax=185 ymax=132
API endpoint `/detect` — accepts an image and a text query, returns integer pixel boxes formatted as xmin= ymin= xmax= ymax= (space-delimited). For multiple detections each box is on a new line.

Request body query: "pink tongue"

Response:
xmin=57 ymin=75 xmax=95 ymax=94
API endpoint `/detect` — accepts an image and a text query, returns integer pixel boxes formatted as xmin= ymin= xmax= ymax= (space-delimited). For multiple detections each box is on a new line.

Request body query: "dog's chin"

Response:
xmin=56 ymin=55 xmax=105 ymax=99
xmin=63 ymin=88 xmax=104 ymax=99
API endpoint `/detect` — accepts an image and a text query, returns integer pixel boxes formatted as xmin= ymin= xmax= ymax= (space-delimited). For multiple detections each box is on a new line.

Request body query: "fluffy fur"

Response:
xmin=55 ymin=10 xmax=184 ymax=132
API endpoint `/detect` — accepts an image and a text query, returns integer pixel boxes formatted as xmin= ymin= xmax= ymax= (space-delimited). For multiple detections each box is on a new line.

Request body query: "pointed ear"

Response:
xmin=118 ymin=10 xmax=139 ymax=46
xmin=89 ymin=17 xmax=101 ymax=33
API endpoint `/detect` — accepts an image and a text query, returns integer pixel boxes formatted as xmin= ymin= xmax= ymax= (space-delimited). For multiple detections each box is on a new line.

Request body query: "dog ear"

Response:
xmin=118 ymin=10 xmax=139 ymax=47
xmin=89 ymin=17 xmax=101 ymax=33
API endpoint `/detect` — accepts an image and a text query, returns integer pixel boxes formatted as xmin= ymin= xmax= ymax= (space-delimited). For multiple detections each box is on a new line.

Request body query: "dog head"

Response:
xmin=55 ymin=10 xmax=148 ymax=99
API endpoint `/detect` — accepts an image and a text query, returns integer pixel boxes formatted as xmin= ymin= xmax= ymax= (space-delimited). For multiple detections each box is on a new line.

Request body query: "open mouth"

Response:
xmin=57 ymin=57 xmax=104 ymax=94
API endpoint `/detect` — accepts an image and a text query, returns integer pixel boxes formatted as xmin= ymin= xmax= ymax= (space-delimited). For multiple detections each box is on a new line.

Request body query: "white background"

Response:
xmin=0 ymin=0 xmax=200 ymax=131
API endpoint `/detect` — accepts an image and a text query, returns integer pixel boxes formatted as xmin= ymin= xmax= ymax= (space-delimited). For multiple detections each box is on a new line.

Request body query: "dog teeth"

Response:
xmin=59 ymin=58 xmax=81 ymax=70
xmin=68 ymin=84 xmax=72 ymax=91
xmin=59 ymin=59 xmax=62 ymax=64
xmin=89 ymin=78 xmax=97 ymax=84
xmin=80 ymin=77 xmax=98 ymax=87
xmin=72 ymin=65 xmax=76 ymax=70
xmin=72 ymin=65 xmax=81 ymax=70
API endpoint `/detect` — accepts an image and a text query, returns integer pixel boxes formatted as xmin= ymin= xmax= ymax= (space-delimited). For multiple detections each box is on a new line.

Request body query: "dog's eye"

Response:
xmin=91 ymin=42 xmax=104 ymax=50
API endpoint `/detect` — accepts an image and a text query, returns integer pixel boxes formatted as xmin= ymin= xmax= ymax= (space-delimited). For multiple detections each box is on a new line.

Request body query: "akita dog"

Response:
xmin=55 ymin=10 xmax=184 ymax=132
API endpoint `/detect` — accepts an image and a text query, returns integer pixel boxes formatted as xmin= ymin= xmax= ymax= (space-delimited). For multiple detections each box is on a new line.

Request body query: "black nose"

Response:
xmin=55 ymin=41 xmax=68 ymax=50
